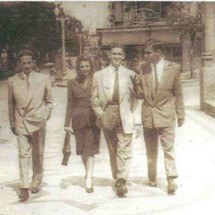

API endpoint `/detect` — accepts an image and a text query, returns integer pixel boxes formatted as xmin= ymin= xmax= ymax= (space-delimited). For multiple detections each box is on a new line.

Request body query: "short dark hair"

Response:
xmin=18 ymin=49 xmax=34 ymax=61
xmin=143 ymin=43 xmax=165 ymax=55
xmin=151 ymin=44 xmax=164 ymax=53
xmin=109 ymin=43 xmax=126 ymax=54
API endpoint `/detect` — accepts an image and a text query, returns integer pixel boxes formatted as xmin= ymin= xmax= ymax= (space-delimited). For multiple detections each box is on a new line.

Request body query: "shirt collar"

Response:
xmin=20 ymin=70 xmax=34 ymax=80
xmin=155 ymin=57 xmax=164 ymax=68
xmin=109 ymin=64 xmax=122 ymax=72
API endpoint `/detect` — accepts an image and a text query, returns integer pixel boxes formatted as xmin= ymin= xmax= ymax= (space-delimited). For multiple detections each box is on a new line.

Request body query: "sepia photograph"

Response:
xmin=0 ymin=1 xmax=215 ymax=214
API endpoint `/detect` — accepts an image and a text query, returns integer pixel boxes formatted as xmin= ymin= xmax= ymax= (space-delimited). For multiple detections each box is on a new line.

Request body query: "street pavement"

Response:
xmin=1 ymin=79 xmax=215 ymax=215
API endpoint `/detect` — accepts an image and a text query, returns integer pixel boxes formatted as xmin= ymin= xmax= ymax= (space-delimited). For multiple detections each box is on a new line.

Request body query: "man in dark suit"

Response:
xmin=135 ymin=43 xmax=185 ymax=194
xmin=8 ymin=50 xmax=53 ymax=201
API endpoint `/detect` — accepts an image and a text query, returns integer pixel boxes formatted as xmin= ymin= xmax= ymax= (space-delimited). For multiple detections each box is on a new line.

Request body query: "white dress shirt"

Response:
xmin=151 ymin=58 xmax=164 ymax=85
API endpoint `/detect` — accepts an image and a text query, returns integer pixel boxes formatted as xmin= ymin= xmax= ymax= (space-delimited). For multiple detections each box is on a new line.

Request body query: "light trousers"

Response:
xmin=17 ymin=127 xmax=46 ymax=188
xmin=103 ymin=126 xmax=132 ymax=180
xmin=143 ymin=124 xmax=177 ymax=181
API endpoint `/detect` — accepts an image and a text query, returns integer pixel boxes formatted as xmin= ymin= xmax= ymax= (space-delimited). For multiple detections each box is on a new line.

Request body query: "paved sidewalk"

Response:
xmin=1 ymin=81 xmax=215 ymax=215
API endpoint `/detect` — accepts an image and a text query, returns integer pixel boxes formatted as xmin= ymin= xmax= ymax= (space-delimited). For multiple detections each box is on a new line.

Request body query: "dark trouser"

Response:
xmin=17 ymin=127 xmax=46 ymax=188
xmin=143 ymin=124 xmax=177 ymax=182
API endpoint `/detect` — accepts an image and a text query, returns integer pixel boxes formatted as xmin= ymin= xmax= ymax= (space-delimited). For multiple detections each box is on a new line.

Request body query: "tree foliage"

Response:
xmin=0 ymin=2 xmax=83 ymax=65
xmin=166 ymin=2 xmax=203 ymax=41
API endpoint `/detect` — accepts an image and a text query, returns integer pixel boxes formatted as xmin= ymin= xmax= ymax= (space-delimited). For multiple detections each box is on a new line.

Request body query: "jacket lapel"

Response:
xmin=17 ymin=72 xmax=29 ymax=106
xmin=154 ymin=60 xmax=172 ymax=102
xmin=143 ymin=66 xmax=155 ymax=106
xmin=158 ymin=61 xmax=171 ymax=88
xmin=119 ymin=66 xmax=128 ymax=102
xmin=25 ymin=71 xmax=42 ymax=110
xmin=73 ymin=77 xmax=92 ymax=91
xmin=27 ymin=72 xmax=38 ymax=99
xmin=100 ymin=67 xmax=114 ymax=102
xmin=85 ymin=77 xmax=93 ymax=91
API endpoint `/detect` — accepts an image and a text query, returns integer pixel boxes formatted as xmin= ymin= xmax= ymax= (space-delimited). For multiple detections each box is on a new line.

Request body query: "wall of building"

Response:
xmin=99 ymin=27 xmax=180 ymax=46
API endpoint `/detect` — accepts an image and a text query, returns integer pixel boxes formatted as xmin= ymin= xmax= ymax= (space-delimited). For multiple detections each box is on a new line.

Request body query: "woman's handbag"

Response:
xmin=61 ymin=132 xmax=71 ymax=166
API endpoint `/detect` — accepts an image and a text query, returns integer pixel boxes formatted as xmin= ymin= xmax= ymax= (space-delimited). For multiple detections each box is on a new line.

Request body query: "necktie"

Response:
xmin=153 ymin=64 xmax=159 ymax=91
xmin=112 ymin=67 xmax=119 ymax=103
xmin=27 ymin=75 xmax=30 ymax=89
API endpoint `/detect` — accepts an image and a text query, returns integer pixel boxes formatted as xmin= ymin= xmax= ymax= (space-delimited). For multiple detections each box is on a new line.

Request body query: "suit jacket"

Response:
xmin=91 ymin=64 xmax=138 ymax=134
xmin=135 ymin=60 xmax=185 ymax=128
xmin=64 ymin=77 xmax=97 ymax=130
xmin=8 ymin=71 xmax=53 ymax=135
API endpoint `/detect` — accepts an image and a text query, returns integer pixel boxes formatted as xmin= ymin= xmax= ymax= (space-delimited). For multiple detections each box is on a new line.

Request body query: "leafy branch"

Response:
xmin=166 ymin=2 xmax=203 ymax=41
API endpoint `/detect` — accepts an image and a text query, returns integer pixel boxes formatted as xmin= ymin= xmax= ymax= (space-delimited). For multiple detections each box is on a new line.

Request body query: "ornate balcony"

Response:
xmin=124 ymin=8 xmax=161 ymax=27
xmin=106 ymin=8 xmax=165 ymax=28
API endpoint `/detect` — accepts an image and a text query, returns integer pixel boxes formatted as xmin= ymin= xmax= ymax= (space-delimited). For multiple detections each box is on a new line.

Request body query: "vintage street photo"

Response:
xmin=0 ymin=1 xmax=215 ymax=215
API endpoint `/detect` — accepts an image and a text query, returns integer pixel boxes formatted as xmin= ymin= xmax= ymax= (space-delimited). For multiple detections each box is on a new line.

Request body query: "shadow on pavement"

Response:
xmin=60 ymin=176 xmax=111 ymax=189
xmin=60 ymin=175 xmax=168 ymax=193
xmin=6 ymin=181 xmax=49 ymax=195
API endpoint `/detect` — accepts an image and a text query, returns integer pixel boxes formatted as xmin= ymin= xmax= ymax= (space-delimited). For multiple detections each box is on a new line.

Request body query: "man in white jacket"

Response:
xmin=91 ymin=45 xmax=140 ymax=197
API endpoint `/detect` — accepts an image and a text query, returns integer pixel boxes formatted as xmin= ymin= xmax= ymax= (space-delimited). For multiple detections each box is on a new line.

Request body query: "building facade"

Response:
xmin=97 ymin=2 xmax=202 ymax=73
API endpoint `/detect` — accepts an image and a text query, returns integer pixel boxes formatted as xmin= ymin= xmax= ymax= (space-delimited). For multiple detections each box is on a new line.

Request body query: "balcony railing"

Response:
xmin=105 ymin=8 xmax=164 ymax=28
xmin=124 ymin=8 xmax=161 ymax=27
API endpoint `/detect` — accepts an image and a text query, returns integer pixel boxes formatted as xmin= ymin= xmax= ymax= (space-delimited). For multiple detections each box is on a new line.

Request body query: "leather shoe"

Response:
xmin=148 ymin=181 xmax=157 ymax=187
xmin=31 ymin=187 xmax=40 ymax=194
xmin=115 ymin=178 xmax=128 ymax=197
xmin=167 ymin=178 xmax=178 ymax=194
xmin=86 ymin=186 xmax=94 ymax=193
xmin=19 ymin=188 xmax=29 ymax=201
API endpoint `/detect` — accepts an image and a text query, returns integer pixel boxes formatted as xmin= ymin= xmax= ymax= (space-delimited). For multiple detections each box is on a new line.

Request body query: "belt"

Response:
xmin=107 ymin=101 xmax=119 ymax=105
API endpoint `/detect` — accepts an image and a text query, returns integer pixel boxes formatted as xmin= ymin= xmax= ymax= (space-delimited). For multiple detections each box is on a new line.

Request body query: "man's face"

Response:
xmin=109 ymin=47 xmax=125 ymax=68
xmin=144 ymin=50 xmax=161 ymax=64
xmin=20 ymin=55 xmax=33 ymax=74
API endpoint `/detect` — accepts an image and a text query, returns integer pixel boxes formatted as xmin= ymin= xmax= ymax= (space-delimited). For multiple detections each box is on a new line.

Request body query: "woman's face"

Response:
xmin=79 ymin=61 xmax=91 ymax=77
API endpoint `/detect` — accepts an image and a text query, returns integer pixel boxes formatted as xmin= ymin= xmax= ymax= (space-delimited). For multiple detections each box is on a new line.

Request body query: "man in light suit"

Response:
xmin=8 ymin=50 xmax=53 ymax=201
xmin=91 ymin=45 xmax=139 ymax=197
xmin=135 ymin=43 xmax=185 ymax=194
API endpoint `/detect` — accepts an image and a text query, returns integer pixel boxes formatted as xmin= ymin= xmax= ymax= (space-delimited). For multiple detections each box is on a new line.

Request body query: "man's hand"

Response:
xmin=64 ymin=127 xmax=74 ymax=134
xmin=11 ymin=127 xmax=17 ymax=135
xmin=130 ymin=75 xmax=137 ymax=86
xmin=95 ymin=118 xmax=102 ymax=128
xmin=178 ymin=118 xmax=185 ymax=127
xmin=45 ymin=108 xmax=51 ymax=120
xmin=134 ymin=124 xmax=142 ymax=139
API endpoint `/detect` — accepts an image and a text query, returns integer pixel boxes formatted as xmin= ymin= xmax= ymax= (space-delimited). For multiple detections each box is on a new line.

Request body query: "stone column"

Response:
xmin=204 ymin=3 xmax=215 ymax=55
xmin=182 ymin=34 xmax=191 ymax=73
xmin=200 ymin=2 xmax=215 ymax=114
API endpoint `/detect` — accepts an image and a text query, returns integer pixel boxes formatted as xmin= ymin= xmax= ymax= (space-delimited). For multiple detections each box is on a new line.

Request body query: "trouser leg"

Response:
xmin=85 ymin=156 xmax=94 ymax=188
xmin=159 ymin=125 xmax=177 ymax=179
xmin=31 ymin=127 xmax=46 ymax=188
xmin=116 ymin=126 xmax=132 ymax=180
xmin=17 ymin=135 xmax=32 ymax=188
xmin=143 ymin=127 xmax=159 ymax=182
xmin=103 ymin=129 xmax=117 ymax=179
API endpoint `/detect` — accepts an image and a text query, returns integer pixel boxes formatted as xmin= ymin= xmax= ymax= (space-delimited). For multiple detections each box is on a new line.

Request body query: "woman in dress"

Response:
xmin=64 ymin=56 xmax=100 ymax=193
